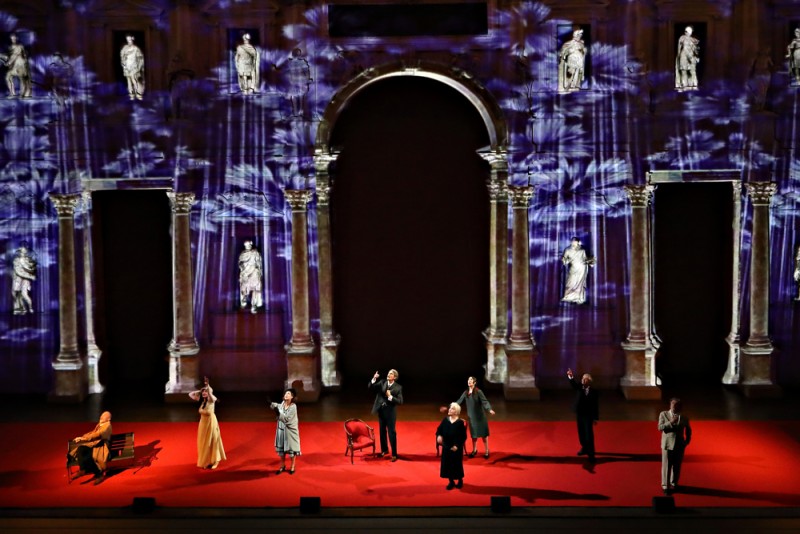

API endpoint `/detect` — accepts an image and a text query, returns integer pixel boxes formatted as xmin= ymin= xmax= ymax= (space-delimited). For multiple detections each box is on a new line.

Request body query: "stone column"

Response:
xmin=49 ymin=193 xmax=87 ymax=402
xmin=314 ymin=150 xmax=341 ymax=388
xmin=81 ymin=192 xmax=104 ymax=394
xmin=740 ymin=182 xmax=780 ymax=397
xmin=165 ymin=192 xmax=200 ymax=401
xmin=723 ymin=182 xmax=743 ymax=385
xmin=285 ymin=189 xmax=320 ymax=402
xmin=479 ymin=149 xmax=509 ymax=384
xmin=504 ymin=185 xmax=539 ymax=400
xmin=620 ymin=185 xmax=660 ymax=400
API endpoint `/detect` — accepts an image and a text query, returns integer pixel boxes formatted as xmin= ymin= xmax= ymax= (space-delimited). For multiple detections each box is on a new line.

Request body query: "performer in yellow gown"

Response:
xmin=189 ymin=377 xmax=226 ymax=469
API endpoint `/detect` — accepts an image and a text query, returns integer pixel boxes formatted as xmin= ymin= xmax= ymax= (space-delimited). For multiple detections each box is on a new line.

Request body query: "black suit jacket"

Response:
xmin=370 ymin=379 xmax=404 ymax=414
xmin=568 ymin=377 xmax=599 ymax=421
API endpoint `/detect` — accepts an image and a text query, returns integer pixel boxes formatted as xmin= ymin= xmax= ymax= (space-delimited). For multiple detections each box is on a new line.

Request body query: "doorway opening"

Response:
xmin=329 ymin=76 xmax=490 ymax=394
xmin=92 ymin=190 xmax=172 ymax=400
xmin=653 ymin=182 xmax=734 ymax=386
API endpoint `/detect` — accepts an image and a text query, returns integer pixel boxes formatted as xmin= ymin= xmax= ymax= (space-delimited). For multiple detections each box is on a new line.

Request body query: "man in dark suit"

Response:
xmin=566 ymin=368 xmax=598 ymax=461
xmin=369 ymin=369 xmax=403 ymax=461
xmin=658 ymin=397 xmax=692 ymax=494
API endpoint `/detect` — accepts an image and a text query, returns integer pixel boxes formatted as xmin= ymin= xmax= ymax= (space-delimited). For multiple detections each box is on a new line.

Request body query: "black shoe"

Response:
xmin=456 ymin=479 xmax=463 ymax=489
xmin=391 ymin=456 xmax=398 ymax=462
xmin=379 ymin=452 xmax=389 ymax=457
xmin=276 ymin=466 xmax=285 ymax=475
xmin=484 ymin=452 xmax=490 ymax=459
xmin=671 ymin=484 xmax=678 ymax=493
xmin=289 ymin=468 xmax=295 ymax=475
xmin=446 ymin=481 xmax=455 ymax=490
xmin=92 ymin=475 xmax=105 ymax=486
xmin=577 ymin=449 xmax=586 ymax=456
xmin=662 ymin=487 xmax=670 ymax=495
xmin=70 ymin=470 xmax=87 ymax=481
xmin=468 ymin=450 xmax=477 ymax=458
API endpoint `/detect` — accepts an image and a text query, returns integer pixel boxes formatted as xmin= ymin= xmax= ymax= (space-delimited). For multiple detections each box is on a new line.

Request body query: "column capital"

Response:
xmin=50 ymin=193 xmax=80 ymax=217
xmin=167 ymin=192 xmax=196 ymax=213
xmin=507 ymin=185 xmax=534 ymax=208
xmin=486 ymin=179 xmax=509 ymax=202
xmin=313 ymin=150 xmax=339 ymax=174
xmin=623 ymin=184 xmax=656 ymax=207
xmin=285 ymin=189 xmax=314 ymax=211
xmin=477 ymin=147 xmax=509 ymax=171
xmin=316 ymin=183 xmax=332 ymax=206
xmin=745 ymin=182 xmax=777 ymax=205
xmin=731 ymin=180 xmax=742 ymax=197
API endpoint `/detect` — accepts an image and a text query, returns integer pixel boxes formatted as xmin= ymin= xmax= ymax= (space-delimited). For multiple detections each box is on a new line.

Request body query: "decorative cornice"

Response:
xmin=623 ymin=184 xmax=656 ymax=207
xmin=478 ymin=148 xmax=509 ymax=172
xmin=745 ymin=182 xmax=777 ymax=205
xmin=285 ymin=189 xmax=314 ymax=211
xmin=316 ymin=183 xmax=332 ymax=206
xmin=313 ymin=150 xmax=339 ymax=175
xmin=507 ymin=185 xmax=534 ymax=208
xmin=486 ymin=179 xmax=509 ymax=202
xmin=50 ymin=193 xmax=80 ymax=217
xmin=731 ymin=181 xmax=743 ymax=198
xmin=167 ymin=192 xmax=196 ymax=214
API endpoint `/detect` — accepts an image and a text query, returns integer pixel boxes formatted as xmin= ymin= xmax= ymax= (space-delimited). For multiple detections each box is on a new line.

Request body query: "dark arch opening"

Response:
xmin=653 ymin=182 xmax=733 ymax=386
xmin=329 ymin=76 xmax=491 ymax=395
xmin=93 ymin=190 xmax=173 ymax=401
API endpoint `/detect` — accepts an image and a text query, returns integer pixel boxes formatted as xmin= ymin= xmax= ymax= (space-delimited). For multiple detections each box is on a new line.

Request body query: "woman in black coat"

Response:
xmin=455 ymin=376 xmax=495 ymax=458
xmin=436 ymin=402 xmax=467 ymax=490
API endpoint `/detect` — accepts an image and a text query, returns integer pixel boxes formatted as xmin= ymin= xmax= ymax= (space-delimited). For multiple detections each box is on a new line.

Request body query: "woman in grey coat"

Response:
xmin=455 ymin=377 xmax=495 ymax=458
xmin=270 ymin=388 xmax=301 ymax=474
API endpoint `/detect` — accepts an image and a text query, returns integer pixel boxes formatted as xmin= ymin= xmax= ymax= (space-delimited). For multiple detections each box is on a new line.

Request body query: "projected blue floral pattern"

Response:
xmin=0 ymin=1 xmax=798 ymax=392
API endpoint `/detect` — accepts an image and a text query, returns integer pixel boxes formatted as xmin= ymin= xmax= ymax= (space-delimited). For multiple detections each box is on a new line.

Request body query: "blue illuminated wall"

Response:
xmin=0 ymin=1 xmax=798 ymax=394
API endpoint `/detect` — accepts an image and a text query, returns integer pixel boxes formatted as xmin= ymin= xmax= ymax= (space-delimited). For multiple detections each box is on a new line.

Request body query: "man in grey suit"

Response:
xmin=658 ymin=398 xmax=692 ymax=494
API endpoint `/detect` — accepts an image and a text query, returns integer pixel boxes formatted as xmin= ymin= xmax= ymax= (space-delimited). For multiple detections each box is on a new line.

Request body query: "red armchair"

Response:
xmin=344 ymin=418 xmax=376 ymax=464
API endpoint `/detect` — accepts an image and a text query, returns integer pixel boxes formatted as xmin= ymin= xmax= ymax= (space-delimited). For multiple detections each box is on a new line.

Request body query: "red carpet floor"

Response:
xmin=1 ymin=420 xmax=798 ymax=509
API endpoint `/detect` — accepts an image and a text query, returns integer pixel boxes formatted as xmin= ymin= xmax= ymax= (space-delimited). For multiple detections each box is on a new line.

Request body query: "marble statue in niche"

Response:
xmin=0 ymin=34 xmax=32 ymax=98
xmin=238 ymin=240 xmax=263 ymax=313
xmin=748 ymin=47 xmax=773 ymax=111
xmin=675 ymin=26 xmax=700 ymax=91
xmin=284 ymin=48 xmax=311 ymax=117
xmin=558 ymin=28 xmax=586 ymax=93
xmin=235 ymin=33 xmax=259 ymax=95
xmin=120 ymin=34 xmax=145 ymax=100
xmin=786 ymin=28 xmax=800 ymax=86
xmin=12 ymin=245 xmax=36 ymax=314
xmin=561 ymin=237 xmax=595 ymax=305
xmin=794 ymin=245 xmax=800 ymax=300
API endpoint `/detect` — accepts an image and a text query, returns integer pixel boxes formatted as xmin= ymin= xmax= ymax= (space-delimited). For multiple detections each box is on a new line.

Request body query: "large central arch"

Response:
xmin=311 ymin=61 xmax=510 ymax=389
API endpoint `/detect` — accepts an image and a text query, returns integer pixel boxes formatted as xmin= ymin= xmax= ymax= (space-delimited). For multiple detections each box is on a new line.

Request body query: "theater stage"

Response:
xmin=1 ymin=386 xmax=799 ymax=532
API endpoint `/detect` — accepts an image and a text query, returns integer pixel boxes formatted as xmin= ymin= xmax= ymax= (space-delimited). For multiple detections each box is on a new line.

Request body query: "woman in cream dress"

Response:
xmin=189 ymin=378 xmax=226 ymax=469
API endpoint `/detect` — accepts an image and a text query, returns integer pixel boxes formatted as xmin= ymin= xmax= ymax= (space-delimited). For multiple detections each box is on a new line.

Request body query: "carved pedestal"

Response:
xmin=320 ymin=333 xmax=341 ymax=390
xmin=286 ymin=345 xmax=321 ymax=403
xmin=504 ymin=346 xmax=540 ymax=400
xmin=165 ymin=355 xmax=200 ymax=403
xmin=620 ymin=343 xmax=660 ymax=400
xmin=483 ymin=332 xmax=507 ymax=385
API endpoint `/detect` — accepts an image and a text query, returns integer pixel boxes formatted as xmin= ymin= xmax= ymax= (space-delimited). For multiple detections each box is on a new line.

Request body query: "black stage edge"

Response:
xmin=1 ymin=506 xmax=800 ymax=532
